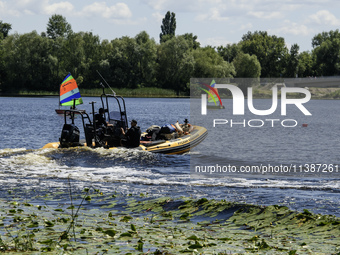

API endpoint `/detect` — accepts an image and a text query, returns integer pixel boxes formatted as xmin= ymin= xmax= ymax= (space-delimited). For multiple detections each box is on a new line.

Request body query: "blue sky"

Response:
xmin=1 ymin=0 xmax=340 ymax=52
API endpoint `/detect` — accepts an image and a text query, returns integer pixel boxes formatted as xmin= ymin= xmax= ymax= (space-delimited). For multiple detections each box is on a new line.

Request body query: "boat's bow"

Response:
xmin=138 ymin=125 xmax=207 ymax=154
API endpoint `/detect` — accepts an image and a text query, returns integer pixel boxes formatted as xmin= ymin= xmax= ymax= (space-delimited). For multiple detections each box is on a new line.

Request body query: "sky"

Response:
xmin=1 ymin=0 xmax=340 ymax=52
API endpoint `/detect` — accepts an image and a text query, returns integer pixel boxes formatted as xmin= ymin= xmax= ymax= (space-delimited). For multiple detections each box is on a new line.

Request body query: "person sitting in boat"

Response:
xmin=120 ymin=119 xmax=141 ymax=148
xmin=95 ymin=108 xmax=112 ymax=128
xmin=93 ymin=108 xmax=113 ymax=147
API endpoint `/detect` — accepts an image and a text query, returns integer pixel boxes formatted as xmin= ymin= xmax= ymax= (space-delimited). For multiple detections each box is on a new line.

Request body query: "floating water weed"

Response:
xmin=0 ymin=191 xmax=339 ymax=254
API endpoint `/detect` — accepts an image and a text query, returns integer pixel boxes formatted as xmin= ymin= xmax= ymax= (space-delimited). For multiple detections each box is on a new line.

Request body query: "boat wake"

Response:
xmin=1 ymin=147 xmax=340 ymax=216
xmin=1 ymin=148 xmax=339 ymax=192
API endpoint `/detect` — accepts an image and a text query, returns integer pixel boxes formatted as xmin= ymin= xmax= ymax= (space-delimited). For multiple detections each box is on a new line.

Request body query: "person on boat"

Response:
xmin=95 ymin=108 xmax=107 ymax=127
xmin=95 ymin=108 xmax=113 ymax=128
xmin=93 ymin=108 xmax=113 ymax=147
xmin=120 ymin=119 xmax=141 ymax=147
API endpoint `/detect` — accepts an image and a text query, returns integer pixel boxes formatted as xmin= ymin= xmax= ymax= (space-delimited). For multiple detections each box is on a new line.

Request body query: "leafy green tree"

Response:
xmin=1 ymin=34 xmax=23 ymax=92
xmin=2 ymin=31 xmax=53 ymax=92
xmin=0 ymin=37 xmax=5 ymax=91
xmin=0 ymin=21 xmax=11 ymax=90
xmin=160 ymin=11 xmax=176 ymax=43
xmin=80 ymin=32 xmax=102 ymax=88
xmin=46 ymin=14 xmax=72 ymax=40
xmin=48 ymin=36 xmax=66 ymax=85
xmin=0 ymin=20 xmax=12 ymax=39
xmin=232 ymin=52 xmax=261 ymax=78
xmin=241 ymin=31 xmax=288 ymax=77
xmin=97 ymin=39 xmax=114 ymax=84
xmin=157 ymin=36 xmax=194 ymax=95
xmin=45 ymin=15 xmax=73 ymax=84
xmin=217 ymin=43 xmax=240 ymax=63
xmin=192 ymin=47 xmax=236 ymax=78
xmin=62 ymin=32 xmax=85 ymax=79
xmin=9 ymin=14 xmax=340 ymax=96
xmin=297 ymin=51 xmax=314 ymax=77
xmin=232 ymin=52 xmax=261 ymax=95
xmin=135 ymin=31 xmax=157 ymax=87
xmin=100 ymin=39 xmax=113 ymax=59
xmin=104 ymin=32 xmax=157 ymax=89
xmin=181 ymin=33 xmax=200 ymax=49
xmin=285 ymin=44 xmax=300 ymax=77
xmin=108 ymin=36 xmax=140 ymax=88
xmin=312 ymin=29 xmax=340 ymax=76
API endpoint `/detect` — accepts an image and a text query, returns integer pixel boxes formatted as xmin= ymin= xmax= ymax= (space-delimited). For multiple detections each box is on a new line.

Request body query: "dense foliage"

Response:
xmin=160 ymin=11 xmax=176 ymax=43
xmin=0 ymin=13 xmax=340 ymax=94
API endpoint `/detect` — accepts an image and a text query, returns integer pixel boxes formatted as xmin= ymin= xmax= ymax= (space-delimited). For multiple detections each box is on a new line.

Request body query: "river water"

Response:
xmin=0 ymin=96 xmax=339 ymax=216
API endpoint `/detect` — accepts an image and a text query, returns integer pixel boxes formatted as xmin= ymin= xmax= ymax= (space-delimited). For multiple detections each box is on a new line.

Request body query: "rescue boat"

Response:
xmin=43 ymin=89 xmax=207 ymax=155
xmin=42 ymin=124 xmax=207 ymax=155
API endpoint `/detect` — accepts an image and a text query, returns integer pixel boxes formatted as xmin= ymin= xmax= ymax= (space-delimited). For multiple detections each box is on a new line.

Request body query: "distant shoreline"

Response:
xmin=2 ymin=86 xmax=340 ymax=99
xmin=0 ymin=93 xmax=188 ymax=98
xmin=0 ymin=87 xmax=188 ymax=98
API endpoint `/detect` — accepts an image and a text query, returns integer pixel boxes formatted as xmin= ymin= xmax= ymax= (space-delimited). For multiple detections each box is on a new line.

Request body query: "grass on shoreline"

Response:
xmin=3 ymin=84 xmax=340 ymax=100
xmin=3 ymin=86 xmax=340 ymax=99
xmin=0 ymin=187 xmax=339 ymax=254
xmin=1 ymin=87 xmax=186 ymax=98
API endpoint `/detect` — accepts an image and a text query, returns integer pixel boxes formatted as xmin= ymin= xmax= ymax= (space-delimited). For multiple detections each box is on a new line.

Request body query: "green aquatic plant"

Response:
xmin=1 ymin=226 xmax=37 ymax=252
xmin=0 ymin=190 xmax=339 ymax=254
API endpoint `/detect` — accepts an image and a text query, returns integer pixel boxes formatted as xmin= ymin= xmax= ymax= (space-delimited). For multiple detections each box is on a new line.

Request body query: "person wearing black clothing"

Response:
xmin=95 ymin=108 xmax=107 ymax=128
xmin=93 ymin=108 xmax=113 ymax=147
xmin=120 ymin=119 xmax=141 ymax=147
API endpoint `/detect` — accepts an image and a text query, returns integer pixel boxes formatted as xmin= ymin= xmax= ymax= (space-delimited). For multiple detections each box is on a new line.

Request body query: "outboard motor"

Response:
xmin=59 ymin=124 xmax=80 ymax=148
xmin=85 ymin=124 xmax=94 ymax=147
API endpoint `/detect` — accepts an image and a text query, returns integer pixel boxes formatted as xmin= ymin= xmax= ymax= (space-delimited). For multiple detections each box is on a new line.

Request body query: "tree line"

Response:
xmin=1 ymin=12 xmax=340 ymax=95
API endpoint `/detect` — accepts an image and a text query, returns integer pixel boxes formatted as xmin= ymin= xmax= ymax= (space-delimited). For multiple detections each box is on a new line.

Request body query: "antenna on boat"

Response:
xmin=99 ymin=82 xmax=105 ymax=92
xmin=96 ymin=70 xmax=116 ymax=96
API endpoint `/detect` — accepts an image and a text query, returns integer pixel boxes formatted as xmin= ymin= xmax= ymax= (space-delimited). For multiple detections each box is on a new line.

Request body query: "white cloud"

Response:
xmin=0 ymin=1 xmax=7 ymax=15
xmin=1 ymin=1 xmax=132 ymax=20
xmin=196 ymin=0 xmax=285 ymax=23
xmin=43 ymin=1 xmax=74 ymax=15
xmin=80 ymin=2 xmax=132 ymax=19
xmin=208 ymin=7 xmax=229 ymax=21
xmin=142 ymin=0 xmax=168 ymax=11
xmin=23 ymin=9 xmax=35 ymax=15
xmin=0 ymin=0 xmax=38 ymax=16
xmin=308 ymin=10 xmax=340 ymax=26
xmin=152 ymin=12 xmax=164 ymax=23
xmin=197 ymin=6 xmax=229 ymax=22
xmin=240 ymin=22 xmax=253 ymax=30
xmin=247 ymin=11 xmax=283 ymax=19
xmin=200 ymin=36 xmax=233 ymax=47
xmin=270 ymin=20 xmax=313 ymax=36
xmin=141 ymin=0 xmax=211 ymax=12
xmin=15 ymin=0 xmax=38 ymax=6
